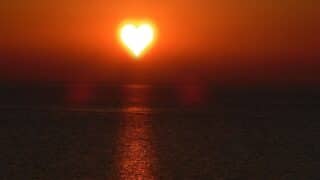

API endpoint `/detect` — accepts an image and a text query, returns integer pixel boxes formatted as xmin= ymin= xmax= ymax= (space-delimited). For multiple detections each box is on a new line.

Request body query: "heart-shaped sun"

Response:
xmin=119 ymin=23 xmax=155 ymax=58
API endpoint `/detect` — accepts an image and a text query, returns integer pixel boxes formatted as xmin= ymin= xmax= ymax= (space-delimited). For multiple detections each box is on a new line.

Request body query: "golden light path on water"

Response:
xmin=116 ymin=85 xmax=157 ymax=180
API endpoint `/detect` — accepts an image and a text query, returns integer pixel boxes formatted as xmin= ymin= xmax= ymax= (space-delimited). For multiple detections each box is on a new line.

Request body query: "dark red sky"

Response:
xmin=1 ymin=0 xmax=319 ymax=84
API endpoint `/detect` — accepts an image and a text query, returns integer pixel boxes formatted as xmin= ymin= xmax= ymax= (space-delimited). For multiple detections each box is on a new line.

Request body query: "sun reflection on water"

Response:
xmin=116 ymin=85 xmax=157 ymax=180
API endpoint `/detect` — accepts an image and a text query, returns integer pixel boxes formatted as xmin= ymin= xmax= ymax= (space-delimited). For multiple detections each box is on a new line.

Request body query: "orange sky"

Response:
xmin=0 ymin=0 xmax=319 ymax=83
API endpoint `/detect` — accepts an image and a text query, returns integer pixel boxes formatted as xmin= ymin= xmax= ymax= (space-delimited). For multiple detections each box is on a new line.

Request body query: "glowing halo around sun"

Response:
xmin=118 ymin=21 xmax=156 ymax=58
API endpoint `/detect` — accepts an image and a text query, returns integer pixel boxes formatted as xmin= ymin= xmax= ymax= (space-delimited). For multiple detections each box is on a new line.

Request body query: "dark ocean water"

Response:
xmin=0 ymin=84 xmax=319 ymax=179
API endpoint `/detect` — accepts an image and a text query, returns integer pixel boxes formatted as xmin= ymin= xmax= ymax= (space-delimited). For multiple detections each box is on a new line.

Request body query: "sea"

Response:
xmin=1 ymin=83 xmax=319 ymax=179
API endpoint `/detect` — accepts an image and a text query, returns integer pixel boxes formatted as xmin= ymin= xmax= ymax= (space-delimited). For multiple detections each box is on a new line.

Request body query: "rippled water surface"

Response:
xmin=1 ymin=85 xmax=319 ymax=179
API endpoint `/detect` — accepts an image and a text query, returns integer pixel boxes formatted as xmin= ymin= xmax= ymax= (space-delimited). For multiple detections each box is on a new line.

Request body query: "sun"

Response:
xmin=119 ymin=21 xmax=156 ymax=58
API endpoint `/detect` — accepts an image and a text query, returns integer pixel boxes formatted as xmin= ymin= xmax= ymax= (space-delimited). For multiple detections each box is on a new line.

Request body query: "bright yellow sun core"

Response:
xmin=119 ymin=22 xmax=155 ymax=58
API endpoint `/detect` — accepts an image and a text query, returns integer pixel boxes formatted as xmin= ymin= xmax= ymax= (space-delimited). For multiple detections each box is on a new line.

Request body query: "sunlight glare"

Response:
xmin=119 ymin=22 xmax=155 ymax=58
